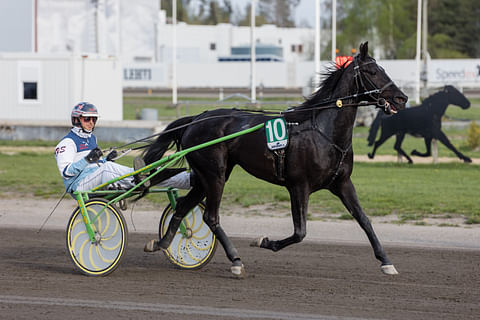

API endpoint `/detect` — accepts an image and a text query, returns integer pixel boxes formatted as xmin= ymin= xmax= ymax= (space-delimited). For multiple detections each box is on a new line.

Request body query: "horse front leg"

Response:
xmin=252 ymin=185 xmax=309 ymax=252
xmin=332 ymin=178 xmax=398 ymax=275
xmin=436 ymin=131 xmax=472 ymax=163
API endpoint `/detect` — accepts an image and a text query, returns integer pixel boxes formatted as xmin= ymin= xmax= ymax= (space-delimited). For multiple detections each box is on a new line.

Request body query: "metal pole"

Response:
xmin=415 ymin=0 xmax=422 ymax=104
xmin=314 ymin=0 xmax=321 ymax=88
xmin=250 ymin=0 xmax=256 ymax=103
xmin=422 ymin=0 xmax=428 ymax=90
xmin=34 ymin=0 xmax=38 ymax=52
xmin=172 ymin=0 xmax=178 ymax=107
xmin=331 ymin=0 xmax=336 ymax=61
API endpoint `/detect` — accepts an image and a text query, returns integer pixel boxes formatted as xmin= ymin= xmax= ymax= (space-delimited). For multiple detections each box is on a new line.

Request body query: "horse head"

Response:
xmin=444 ymin=85 xmax=470 ymax=109
xmin=353 ymin=42 xmax=408 ymax=115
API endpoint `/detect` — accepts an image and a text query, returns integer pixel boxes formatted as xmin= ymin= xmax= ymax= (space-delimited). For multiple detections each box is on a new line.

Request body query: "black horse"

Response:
xmin=143 ymin=42 xmax=407 ymax=277
xmin=367 ymin=85 xmax=471 ymax=163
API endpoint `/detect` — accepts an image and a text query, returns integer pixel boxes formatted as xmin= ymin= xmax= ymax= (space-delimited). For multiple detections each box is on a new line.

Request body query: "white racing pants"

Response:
xmin=75 ymin=162 xmax=190 ymax=191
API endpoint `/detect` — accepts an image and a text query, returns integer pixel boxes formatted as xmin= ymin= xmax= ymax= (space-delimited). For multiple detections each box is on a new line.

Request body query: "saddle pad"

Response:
xmin=265 ymin=118 xmax=288 ymax=150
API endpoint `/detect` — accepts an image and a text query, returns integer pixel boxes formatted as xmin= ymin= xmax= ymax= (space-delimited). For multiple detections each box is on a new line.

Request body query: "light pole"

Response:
xmin=172 ymin=0 xmax=177 ymax=107
xmin=331 ymin=0 xmax=336 ymax=61
xmin=314 ymin=0 xmax=321 ymax=88
xmin=250 ymin=0 xmax=256 ymax=103
xmin=415 ymin=0 xmax=422 ymax=104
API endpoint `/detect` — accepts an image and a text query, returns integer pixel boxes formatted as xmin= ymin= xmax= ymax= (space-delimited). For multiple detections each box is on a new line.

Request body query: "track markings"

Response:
xmin=0 ymin=294 xmax=368 ymax=320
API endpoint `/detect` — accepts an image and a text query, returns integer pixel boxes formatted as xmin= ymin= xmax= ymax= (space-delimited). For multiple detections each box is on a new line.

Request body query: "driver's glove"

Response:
xmin=85 ymin=147 xmax=103 ymax=163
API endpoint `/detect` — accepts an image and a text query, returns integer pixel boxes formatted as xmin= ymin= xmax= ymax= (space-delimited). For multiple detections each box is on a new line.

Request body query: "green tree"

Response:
xmin=237 ymin=3 xmax=269 ymax=27
xmin=334 ymin=0 xmax=480 ymax=59
xmin=161 ymin=0 xmax=192 ymax=23
xmin=333 ymin=0 xmax=417 ymax=59
xmin=258 ymin=0 xmax=300 ymax=28
xmin=203 ymin=0 xmax=233 ymax=25
xmin=428 ymin=0 xmax=480 ymax=58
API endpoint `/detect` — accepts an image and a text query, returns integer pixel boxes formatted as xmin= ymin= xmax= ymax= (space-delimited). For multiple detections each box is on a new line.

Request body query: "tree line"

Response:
xmin=161 ymin=0 xmax=480 ymax=59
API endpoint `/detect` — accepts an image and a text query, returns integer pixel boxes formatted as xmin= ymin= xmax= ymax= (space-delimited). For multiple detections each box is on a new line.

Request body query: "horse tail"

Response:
xmin=367 ymin=112 xmax=382 ymax=146
xmin=144 ymin=116 xmax=194 ymax=164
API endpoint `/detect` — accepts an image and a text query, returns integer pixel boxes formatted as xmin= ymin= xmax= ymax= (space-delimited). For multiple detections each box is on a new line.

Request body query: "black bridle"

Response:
xmin=353 ymin=59 xmax=394 ymax=109
xmin=284 ymin=57 xmax=395 ymax=114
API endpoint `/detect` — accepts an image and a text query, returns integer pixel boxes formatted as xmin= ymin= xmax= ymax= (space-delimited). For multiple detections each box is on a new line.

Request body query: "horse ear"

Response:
xmin=359 ymin=42 xmax=369 ymax=60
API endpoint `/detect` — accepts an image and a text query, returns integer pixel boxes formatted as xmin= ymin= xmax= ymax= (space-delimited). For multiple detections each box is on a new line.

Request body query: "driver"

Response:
xmin=54 ymin=102 xmax=192 ymax=194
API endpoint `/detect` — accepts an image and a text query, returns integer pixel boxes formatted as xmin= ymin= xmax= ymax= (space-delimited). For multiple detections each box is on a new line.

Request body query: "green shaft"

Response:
xmin=91 ymin=122 xmax=265 ymax=192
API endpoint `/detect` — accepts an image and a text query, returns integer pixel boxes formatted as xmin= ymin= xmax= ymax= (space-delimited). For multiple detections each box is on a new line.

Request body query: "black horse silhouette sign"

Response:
xmin=367 ymin=85 xmax=471 ymax=163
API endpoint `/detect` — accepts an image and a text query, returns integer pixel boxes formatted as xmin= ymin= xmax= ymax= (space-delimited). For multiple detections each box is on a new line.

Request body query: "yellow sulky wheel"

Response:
xmin=159 ymin=202 xmax=217 ymax=270
xmin=66 ymin=198 xmax=128 ymax=276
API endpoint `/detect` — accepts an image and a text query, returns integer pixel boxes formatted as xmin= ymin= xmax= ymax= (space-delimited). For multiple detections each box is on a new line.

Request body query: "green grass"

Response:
xmin=1 ymin=151 xmax=478 ymax=224
xmin=444 ymin=98 xmax=480 ymax=121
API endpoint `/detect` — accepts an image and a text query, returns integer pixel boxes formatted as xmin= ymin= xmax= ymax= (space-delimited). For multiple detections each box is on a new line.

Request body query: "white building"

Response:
xmin=1 ymin=1 xmax=480 ymax=107
xmin=0 ymin=53 xmax=122 ymax=121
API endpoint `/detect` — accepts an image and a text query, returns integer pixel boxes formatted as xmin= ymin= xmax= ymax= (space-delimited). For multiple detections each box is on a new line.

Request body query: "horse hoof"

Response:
xmin=231 ymin=263 xmax=245 ymax=278
xmin=144 ymin=239 xmax=161 ymax=252
xmin=381 ymin=264 xmax=399 ymax=275
xmin=367 ymin=153 xmax=374 ymax=159
xmin=464 ymin=158 xmax=472 ymax=163
xmin=250 ymin=236 xmax=267 ymax=247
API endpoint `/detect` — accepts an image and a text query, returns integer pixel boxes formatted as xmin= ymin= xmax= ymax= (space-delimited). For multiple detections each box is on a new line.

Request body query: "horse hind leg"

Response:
xmin=211 ymin=224 xmax=245 ymax=277
xmin=368 ymin=132 xmax=392 ymax=159
xmin=411 ymin=137 xmax=432 ymax=157
xmin=201 ymin=165 xmax=246 ymax=277
xmin=144 ymin=185 xmax=205 ymax=252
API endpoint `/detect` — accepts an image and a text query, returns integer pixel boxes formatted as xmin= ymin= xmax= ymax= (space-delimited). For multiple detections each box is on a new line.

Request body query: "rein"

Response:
xmin=107 ymin=58 xmax=392 ymax=157
xmin=284 ymin=59 xmax=394 ymax=114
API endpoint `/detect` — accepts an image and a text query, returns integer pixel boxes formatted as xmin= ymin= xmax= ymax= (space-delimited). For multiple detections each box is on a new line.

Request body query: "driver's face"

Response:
xmin=79 ymin=116 xmax=96 ymax=131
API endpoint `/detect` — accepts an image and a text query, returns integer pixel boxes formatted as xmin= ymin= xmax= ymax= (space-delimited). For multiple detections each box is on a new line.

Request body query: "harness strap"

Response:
xmin=291 ymin=119 xmax=352 ymax=188
xmin=272 ymin=149 xmax=286 ymax=183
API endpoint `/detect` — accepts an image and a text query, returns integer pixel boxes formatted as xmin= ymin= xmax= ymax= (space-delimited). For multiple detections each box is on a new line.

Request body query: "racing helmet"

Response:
xmin=71 ymin=102 xmax=99 ymax=127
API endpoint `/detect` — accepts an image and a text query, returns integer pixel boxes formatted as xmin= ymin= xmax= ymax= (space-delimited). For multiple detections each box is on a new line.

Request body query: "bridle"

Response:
xmin=284 ymin=57 xmax=396 ymax=114
xmin=352 ymin=58 xmax=394 ymax=110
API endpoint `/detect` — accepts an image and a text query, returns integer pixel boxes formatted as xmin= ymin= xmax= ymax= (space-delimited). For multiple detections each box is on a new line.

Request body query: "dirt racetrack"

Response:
xmin=0 ymin=227 xmax=479 ymax=320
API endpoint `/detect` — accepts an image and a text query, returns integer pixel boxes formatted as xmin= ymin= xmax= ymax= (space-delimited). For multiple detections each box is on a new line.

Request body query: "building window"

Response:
xmin=18 ymin=61 xmax=41 ymax=104
xmin=23 ymin=82 xmax=37 ymax=100
xmin=298 ymin=44 xmax=303 ymax=53
xmin=291 ymin=45 xmax=296 ymax=52
xmin=210 ymin=43 xmax=216 ymax=50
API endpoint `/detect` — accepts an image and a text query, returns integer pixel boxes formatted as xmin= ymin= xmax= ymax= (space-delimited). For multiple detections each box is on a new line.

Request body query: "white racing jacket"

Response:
xmin=54 ymin=127 xmax=102 ymax=193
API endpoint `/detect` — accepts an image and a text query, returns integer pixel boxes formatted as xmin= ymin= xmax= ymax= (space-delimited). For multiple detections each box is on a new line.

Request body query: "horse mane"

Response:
xmin=302 ymin=64 xmax=347 ymax=108
xmin=284 ymin=63 xmax=347 ymax=122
